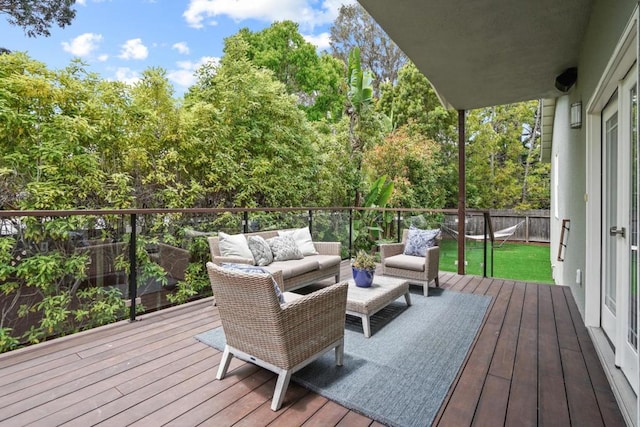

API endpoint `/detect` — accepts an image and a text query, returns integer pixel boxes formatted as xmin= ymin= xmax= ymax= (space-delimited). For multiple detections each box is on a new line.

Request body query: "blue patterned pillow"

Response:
xmin=403 ymin=226 xmax=440 ymax=257
xmin=220 ymin=263 xmax=284 ymax=304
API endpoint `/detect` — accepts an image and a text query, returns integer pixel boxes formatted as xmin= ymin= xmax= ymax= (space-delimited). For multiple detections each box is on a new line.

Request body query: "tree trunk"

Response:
xmin=521 ymin=101 xmax=542 ymax=204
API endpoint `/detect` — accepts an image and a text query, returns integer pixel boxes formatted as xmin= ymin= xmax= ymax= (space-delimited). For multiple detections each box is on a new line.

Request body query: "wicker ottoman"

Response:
xmin=346 ymin=275 xmax=411 ymax=337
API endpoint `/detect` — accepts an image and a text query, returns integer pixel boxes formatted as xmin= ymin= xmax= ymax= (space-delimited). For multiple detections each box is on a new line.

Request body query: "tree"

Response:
xmin=364 ymin=125 xmax=445 ymax=210
xmin=1 ymin=0 xmax=77 ymax=37
xmin=377 ymin=61 xmax=459 ymax=207
xmin=465 ymin=101 xmax=548 ymax=209
xmin=184 ymin=36 xmax=322 ymax=208
xmin=0 ymin=52 xmax=132 ymax=349
xmin=345 ymin=47 xmax=374 ymax=207
xmin=236 ymin=21 xmax=345 ymax=122
xmin=330 ymin=3 xmax=407 ymax=94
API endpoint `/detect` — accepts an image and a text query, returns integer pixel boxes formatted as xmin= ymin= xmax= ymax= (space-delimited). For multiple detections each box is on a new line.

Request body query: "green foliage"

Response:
xmin=184 ymin=36 xmax=324 ymax=208
xmin=347 ymin=47 xmax=374 ymax=116
xmin=352 ymin=175 xmax=394 ymax=253
xmin=330 ymin=3 xmax=407 ymax=94
xmin=465 ymin=101 xmax=547 ymax=209
xmin=0 ymin=327 xmax=20 ymax=353
xmin=345 ymin=47 xmax=378 ymax=206
xmin=352 ymin=250 xmax=376 ymax=270
xmin=231 ymin=22 xmax=345 ymax=122
xmin=1 ymin=0 xmax=77 ymax=37
xmin=364 ymin=125 xmax=445 ymax=209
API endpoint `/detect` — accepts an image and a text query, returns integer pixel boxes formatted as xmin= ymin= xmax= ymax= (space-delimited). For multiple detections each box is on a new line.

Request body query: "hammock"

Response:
xmin=443 ymin=220 xmax=525 ymax=247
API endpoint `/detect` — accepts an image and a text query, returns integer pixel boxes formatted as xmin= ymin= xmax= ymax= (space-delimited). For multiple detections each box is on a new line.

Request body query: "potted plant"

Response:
xmin=352 ymin=250 xmax=376 ymax=288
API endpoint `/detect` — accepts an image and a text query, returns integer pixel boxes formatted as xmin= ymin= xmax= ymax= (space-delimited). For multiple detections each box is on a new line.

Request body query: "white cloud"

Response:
xmin=77 ymin=0 xmax=111 ymax=5
xmin=183 ymin=0 xmax=355 ymax=30
xmin=172 ymin=42 xmax=190 ymax=55
xmin=61 ymin=33 xmax=103 ymax=57
xmin=118 ymin=38 xmax=148 ymax=60
xmin=168 ymin=56 xmax=220 ymax=88
xmin=114 ymin=67 xmax=141 ymax=85
xmin=97 ymin=54 xmax=109 ymax=62
xmin=303 ymin=32 xmax=331 ymax=50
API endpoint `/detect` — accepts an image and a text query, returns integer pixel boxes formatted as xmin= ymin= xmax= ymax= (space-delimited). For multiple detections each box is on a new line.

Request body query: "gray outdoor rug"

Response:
xmin=195 ymin=287 xmax=492 ymax=427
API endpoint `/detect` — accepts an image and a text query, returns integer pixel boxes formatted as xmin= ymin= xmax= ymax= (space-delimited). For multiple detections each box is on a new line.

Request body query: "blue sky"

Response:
xmin=3 ymin=0 xmax=354 ymax=96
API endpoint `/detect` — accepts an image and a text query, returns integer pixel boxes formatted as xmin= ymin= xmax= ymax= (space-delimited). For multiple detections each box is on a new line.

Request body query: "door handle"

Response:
xmin=609 ymin=226 xmax=626 ymax=237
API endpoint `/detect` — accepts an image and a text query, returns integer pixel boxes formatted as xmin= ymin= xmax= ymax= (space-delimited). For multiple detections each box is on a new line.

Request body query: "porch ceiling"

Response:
xmin=357 ymin=0 xmax=594 ymax=110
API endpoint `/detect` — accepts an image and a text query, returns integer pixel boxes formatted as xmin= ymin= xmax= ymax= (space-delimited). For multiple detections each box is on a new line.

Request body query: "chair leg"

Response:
xmin=271 ymin=370 xmax=292 ymax=411
xmin=216 ymin=345 xmax=233 ymax=380
xmin=435 ymin=275 xmax=440 ymax=287
xmin=335 ymin=340 xmax=344 ymax=366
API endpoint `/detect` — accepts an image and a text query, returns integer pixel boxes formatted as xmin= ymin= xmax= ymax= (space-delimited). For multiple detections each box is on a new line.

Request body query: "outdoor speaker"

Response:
xmin=555 ymin=67 xmax=578 ymax=92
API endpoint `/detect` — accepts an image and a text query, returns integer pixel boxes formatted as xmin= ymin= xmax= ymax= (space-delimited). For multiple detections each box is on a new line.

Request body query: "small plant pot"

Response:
xmin=352 ymin=267 xmax=375 ymax=288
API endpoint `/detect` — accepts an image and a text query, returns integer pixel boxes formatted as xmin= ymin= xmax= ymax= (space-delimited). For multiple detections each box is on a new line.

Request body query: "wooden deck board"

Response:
xmin=504 ymin=282 xmax=539 ymax=427
xmin=537 ymin=284 xmax=571 ymax=426
xmin=564 ymin=287 xmax=627 ymax=427
xmin=436 ymin=279 xmax=512 ymax=426
xmin=0 ymin=262 xmax=626 ymax=427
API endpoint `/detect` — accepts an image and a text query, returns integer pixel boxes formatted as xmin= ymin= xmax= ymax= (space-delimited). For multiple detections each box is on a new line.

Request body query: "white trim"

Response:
xmin=589 ymin=327 xmax=637 ymax=426
xmin=585 ymin=6 xmax=639 ymax=426
xmin=585 ymin=6 xmax=638 ymax=328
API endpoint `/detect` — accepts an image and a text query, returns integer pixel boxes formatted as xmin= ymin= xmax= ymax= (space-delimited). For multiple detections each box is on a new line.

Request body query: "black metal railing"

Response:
xmin=0 ymin=206 xmax=499 ymax=351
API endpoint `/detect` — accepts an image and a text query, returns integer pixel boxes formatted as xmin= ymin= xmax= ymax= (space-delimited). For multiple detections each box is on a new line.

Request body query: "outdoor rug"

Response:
xmin=195 ymin=287 xmax=492 ymax=427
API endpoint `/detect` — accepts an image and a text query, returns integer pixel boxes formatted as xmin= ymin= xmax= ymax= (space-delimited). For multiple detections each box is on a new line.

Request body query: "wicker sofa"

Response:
xmin=207 ymin=229 xmax=342 ymax=292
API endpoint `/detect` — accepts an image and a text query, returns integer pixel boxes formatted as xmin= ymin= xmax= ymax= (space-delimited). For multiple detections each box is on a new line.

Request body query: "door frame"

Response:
xmin=585 ymin=9 xmax=638 ymax=329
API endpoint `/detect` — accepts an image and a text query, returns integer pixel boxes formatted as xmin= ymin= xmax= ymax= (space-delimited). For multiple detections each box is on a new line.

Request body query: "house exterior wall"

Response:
xmin=550 ymin=0 xmax=637 ymax=322
xmin=550 ymin=96 xmax=585 ymax=309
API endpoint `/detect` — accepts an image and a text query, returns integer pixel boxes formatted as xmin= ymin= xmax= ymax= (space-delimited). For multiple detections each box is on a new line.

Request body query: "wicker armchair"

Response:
xmin=379 ymin=229 xmax=440 ymax=296
xmin=206 ymin=262 xmax=348 ymax=411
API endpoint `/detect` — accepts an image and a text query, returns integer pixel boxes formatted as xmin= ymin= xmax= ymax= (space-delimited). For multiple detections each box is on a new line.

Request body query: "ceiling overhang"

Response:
xmin=357 ymin=0 xmax=594 ymax=110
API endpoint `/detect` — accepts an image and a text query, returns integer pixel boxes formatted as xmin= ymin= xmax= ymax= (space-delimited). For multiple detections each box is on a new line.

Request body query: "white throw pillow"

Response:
xmin=218 ymin=232 xmax=254 ymax=261
xmin=278 ymin=227 xmax=318 ymax=256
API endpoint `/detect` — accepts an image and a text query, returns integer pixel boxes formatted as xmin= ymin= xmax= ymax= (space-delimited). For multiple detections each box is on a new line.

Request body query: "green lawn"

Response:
xmin=439 ymin=239 xmax=554 ymax=284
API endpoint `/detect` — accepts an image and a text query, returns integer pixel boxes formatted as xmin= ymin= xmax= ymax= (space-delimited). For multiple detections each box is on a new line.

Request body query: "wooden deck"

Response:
xmin=0 ymin=262 xmax=626 ymax=426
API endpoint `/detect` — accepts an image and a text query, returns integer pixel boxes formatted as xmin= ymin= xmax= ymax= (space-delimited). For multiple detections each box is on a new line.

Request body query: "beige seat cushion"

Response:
xmin=383 ymin=254 xmax=425 ymax=272
xmin=306 ymin=254 xmax=341 ymax=270
xmin=264 ymin=258 xmax=319 ymax=279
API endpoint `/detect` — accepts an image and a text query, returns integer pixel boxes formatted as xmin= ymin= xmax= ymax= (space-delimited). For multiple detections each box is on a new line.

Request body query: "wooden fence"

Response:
xmin=443 ymin=209 xmax=550 ymax=243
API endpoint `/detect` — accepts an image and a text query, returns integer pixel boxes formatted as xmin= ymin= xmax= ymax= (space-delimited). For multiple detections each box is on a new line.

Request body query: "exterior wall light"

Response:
xmin=570 ymin=101 xmax=582 ymax=128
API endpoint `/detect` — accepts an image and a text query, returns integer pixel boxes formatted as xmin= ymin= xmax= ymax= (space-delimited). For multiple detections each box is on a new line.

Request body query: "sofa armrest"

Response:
xmin=313 ymin=241 xmax=341 ymax=256
xmin=280 ymin=281 xmax=348 ymax=340
xmin=425 ymin=246 xmax=440 ymax=269
xmin=379 ymin=242 xmax=404 ymax=260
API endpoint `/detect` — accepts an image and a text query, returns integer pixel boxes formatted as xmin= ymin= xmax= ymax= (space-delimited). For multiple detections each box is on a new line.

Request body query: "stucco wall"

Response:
xmin=551 ymin=96 xmax=586 ymax=312
xmin=552 ymin=0 xmax=637 ymax=321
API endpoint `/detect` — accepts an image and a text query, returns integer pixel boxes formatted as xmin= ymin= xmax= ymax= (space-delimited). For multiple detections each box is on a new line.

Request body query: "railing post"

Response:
xmin=128 ymin=213 xmax=137 ymax=322
xmin=457 ymin=109 xmax=466 ymax=275
xmin=396 ymin=211 xmax=401 ymax=243
xmin=483 ymin=215 xmax=488 ymax=278
xmin=243 ymin=211 xmax=249 ymax=233
xmin=308 ymin=209 xmax=313 ymax=235
xmin=349 ymin=209 xmax=353 ymax=259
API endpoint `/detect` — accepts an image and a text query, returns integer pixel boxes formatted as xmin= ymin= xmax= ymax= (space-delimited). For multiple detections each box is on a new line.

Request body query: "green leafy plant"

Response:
xmin=352 ymin=250 xmax=376 ymax=270
xmin=353 ymin=175 xmax=394 ymax=253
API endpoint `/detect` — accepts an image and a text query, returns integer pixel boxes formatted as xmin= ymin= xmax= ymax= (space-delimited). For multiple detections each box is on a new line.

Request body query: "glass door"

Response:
xmin=602 ymin=64 xmax=638 ymax=394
